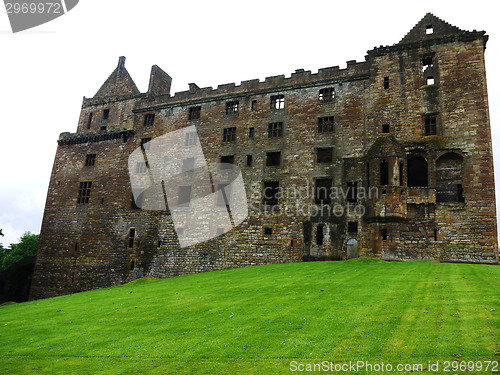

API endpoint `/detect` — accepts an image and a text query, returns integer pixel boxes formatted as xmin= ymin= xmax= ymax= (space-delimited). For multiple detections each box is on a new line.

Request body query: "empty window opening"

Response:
xmin=407 ymin=157 xmax=428 ymax=187
xmin=246 ymin=154 xmax=253 ymax=167
xmin=141 ymin=137 xmax=152 ymax=150
xmin=316 ymin=225 xmax=324 ymax=245
xmin=347 ymin=182 xmax=358 ymax=203
xmin=222 ymin=127 xmax=237 ymax=142
xmin=381 ymin=228 xmax=388 ymax=240
xmin=426 ymin=25 xmax=434 ymax=34
xmin=182 ymin=157 xmax=195 ymax=172
xmin=317 ymin=148 xmax=333 ymax=163
xmin=264 ymin=227 xmax=273 ymax=235
xmin=380 ymin=161 xmax=389 ymax=185
xmin=319 ymin=87 xmax=335 ymax=102
xmin=424 ymin=115 xmax=437 ymax=136
xmin=87 ymin=113 xmax=93 ymax=129
xmin=422 ymin=55 xmax=434 ymax=72
xmin=71 ymin=271 xmax=76 ymax=284
xmin=318 ymin=116 xmax=334 ymax=133
xmin=144 ymin=113 xmax=155 ymax=127
xmin=382 ymin=124 xmax=390 ymax=133
xmin=268 ymin=122 xmax=283 ymax=138
xmin=128 ymin=228 xmax=136 ymax=248
xmin=217 ymin=183 xmax=231 ymax=207
xmin=270 ymin=95 xmax=285 ymax=109
xmin=185 ymin=132 xmax=197 ymax=146
xmin=348 ymin=222 xmax=358 ymax=233
xmin=248 ymin=127 xmax=255 ymax=138
xmin=188 ymin=106 xmax=201 ymax=120
xmin=266 ymin=151 xmax=281 ymax=166
xmin=103 ymin=109 xmax=110 ymax=120
xmin=399 ymin=161 xmax=404 ymax=186
xmin=226 ymin=100 xmax=239 ymax=114
xmin=251 ymin=100 xmax=257 ymax=111
xmin=85 ymin=154 xmax=96 ymax=167
xmin=426 ymin=76 xmax=435 ymax=85
xmin=220 ymin=155 xmax=235 ymax=169
xmin=383 ymin=77 xmax=390 ymax=89
xmin=77 ymin=181 xmax=92 ymax=204
xmin=434 ymin=229 xmax=438 ymax=241
xmin=130 ymin=260 xmax=135 ymax=270
xmin=178 ymin=186 xmax=192 ymax=207
xmin=100 ymin=198 xmax=104 ymax=205
xmin=136 ymin=161 xmax=148 ymax=174
xmin=263 ymin=181 xmax=280 ymax=206
xmin=315 ymin=179 xmax=332 ymax=204
xmin=74 ymin=242 xmax=79 ymax=252
xmin=290 ymin=239 xmax=294 ymax=246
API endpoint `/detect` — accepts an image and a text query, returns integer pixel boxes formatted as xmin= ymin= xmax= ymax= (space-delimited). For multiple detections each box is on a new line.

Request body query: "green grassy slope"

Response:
xmin=0 ymin=259 xmax=498 ymax=374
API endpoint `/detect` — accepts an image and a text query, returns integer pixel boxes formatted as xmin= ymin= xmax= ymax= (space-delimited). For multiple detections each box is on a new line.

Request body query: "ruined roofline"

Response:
xmin=83 ymin=59 xmax=370 ymax=109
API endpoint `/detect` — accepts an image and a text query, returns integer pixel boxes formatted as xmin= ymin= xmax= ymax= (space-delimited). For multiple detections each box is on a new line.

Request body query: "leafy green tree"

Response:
xmin=0 ymin=232 xmax=39 ymax=271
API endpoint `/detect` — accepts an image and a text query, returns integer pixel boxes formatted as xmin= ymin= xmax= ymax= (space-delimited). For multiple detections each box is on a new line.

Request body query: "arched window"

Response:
xmin=407 ymin=157 xmax=428 ymax=187
xmin=436 ymin=153 xmax=464 ymax=202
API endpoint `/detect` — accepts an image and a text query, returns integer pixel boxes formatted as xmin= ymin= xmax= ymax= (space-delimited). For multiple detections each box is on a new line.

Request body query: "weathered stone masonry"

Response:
xmin=31 ymin=13 xmax=499 ymax=299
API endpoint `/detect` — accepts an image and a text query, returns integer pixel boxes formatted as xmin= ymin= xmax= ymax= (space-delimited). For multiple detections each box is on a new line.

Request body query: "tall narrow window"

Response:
xmin=381 ymin=228 xmax=388 ymax=240
xmin=318 ymin=116 xmax=334 ymax=133
xmin=383 ymin=77 xmax=390 ymax=89
xmin=422 ymin=55 xmax=434 ymax=72
xmin=188 ymin=106 xmax=201 ymax=120
xmin=316 ymin=225 xmax=324 ymax=245
xmin=380 ymin=161 xmax=389 ymax=185
xmin=87 ymin=113 xmax=93 ymax=129
xmin=128 ymin=228 xmax=135 ymax=248
xmin=316 ymin=148 xmax=333 ymax=163
xmin=263 ymin=181 xmax=280 ymax=206
xmin=266 ymin=151 xmax=281 ymax=166
xmin=425 ymin=116 xmax=437 ymax=136
xmin=85 ymin=154 xmax=96 ymax=167
xmin=268 ymin=122 xmax=283 ymax=138
xmin=319 ymin=87 xmax=335 ymax=102
xmin=77 ymin=181 xmax=92 ymax=204
xmin=103 ymin=109 xmax=110 ymax=120
xmin=101 ymin=109 xmax=109 ymax=130
xmin=246 ymin=154 xmax=253 ymax=166
xmin=315 ymin=179 xmax=332 ymax=204
xmin=248 ymin=127 xmax=255 ymax=138
xmin=399 ymin=161 xmax=404 ymax=186
xmin=407 ymin=157 xmax=428 ymax=187
xmin=226 ymin=100 xmax=239 ymax=114
xmin=222 ymin=127 xmax=237 ymax=142
xmin=251 ymin=100 xmax=257 ymax=111
xmin=270 ymin=95 xmax=285 ymax=109
xmin=144 ymin=114 xmax=155 ymax=127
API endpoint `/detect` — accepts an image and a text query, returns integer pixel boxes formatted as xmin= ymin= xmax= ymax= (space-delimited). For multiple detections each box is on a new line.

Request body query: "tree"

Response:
xmin=0 ymin=232 xmax=39 ymax=271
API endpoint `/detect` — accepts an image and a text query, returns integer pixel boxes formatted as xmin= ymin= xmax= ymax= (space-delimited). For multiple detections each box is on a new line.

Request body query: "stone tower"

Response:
xmin=31 ymin=14 xmax=498 ymax=300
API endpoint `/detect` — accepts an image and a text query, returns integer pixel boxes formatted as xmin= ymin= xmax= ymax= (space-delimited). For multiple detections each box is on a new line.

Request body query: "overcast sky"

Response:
xmin=0 ymin=0 xmax=499 ymax=247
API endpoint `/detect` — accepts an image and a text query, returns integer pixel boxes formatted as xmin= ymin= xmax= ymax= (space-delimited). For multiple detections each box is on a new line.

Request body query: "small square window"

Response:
xmin=226 ymin=101 xmax=239 ymax=114
xmin=270 ymin=95 xmax=285 ymax=110
xmin=318 ymin=116 xmax=334 ymax=133
xmin=348 ymin=222 xmax=358 ymax=233
xmin=188 ymin=106 xmax=201 ymax=120
xmin=316 ymin=148 xmax=333 ymax=163
xmin=264 ymin=227 xmax=273 ymax=235
xmin=319 ymin=87 xmax=335 ymax=102
xmin=222 ymin=127 xmax=237 ymax=142
xmin=266 ymin=151 xmax=281 ymax=166
xmin=426 ymin=25 xmax=434 ymax=35
xmin=426 ymin=76 xmax=435 ymax=85
xmin=85 ymin=154 xmax=96 ymax=167
xmin=382 ymin=124 xmax=390 ymax=133
xmin=144 ymin=113 xmax=155 ymax=127
xmin=268 ymin=122 xmax=283 ymax=138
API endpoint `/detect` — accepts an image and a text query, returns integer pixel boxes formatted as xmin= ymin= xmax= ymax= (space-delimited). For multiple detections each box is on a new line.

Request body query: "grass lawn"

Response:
xmin=0 ymin=258 xmax=498 ymax=374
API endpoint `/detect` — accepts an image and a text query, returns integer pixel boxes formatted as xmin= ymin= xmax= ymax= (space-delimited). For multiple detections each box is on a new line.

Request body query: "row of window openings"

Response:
xmin=315 ymin=222 xmax=359 ymax=245
xmin=383 ymin=75 xmax=435 ymax=90
xmin=86 ymin=109 xmax=110 ymax=130
xmin=383 ymin=55 xmax=436 ymax=90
